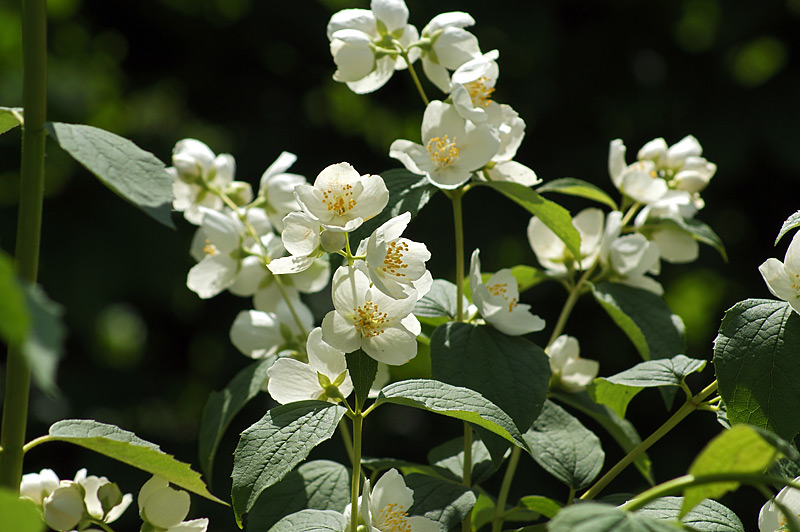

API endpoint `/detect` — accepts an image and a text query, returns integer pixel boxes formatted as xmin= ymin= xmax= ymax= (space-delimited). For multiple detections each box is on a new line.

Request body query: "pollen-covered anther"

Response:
xmin=381 ymin=241 xmax=410 ymax=277
xmin=508 ymin=297 xmax=518 ymax=312
xmin=203 ymin=238 xmax=219 ymax=256
xmin=464 ymin=76 xmax=495 ymax=107
xmin=322 ymin=184 xmax=357 ymax=216
xmin=376 ymin=502 xmax=412 ymax=532
xmin=488 ymin=283 xmax=507 ymax=297
xmin=352 ymin=300 xmax=389 ymax=338
xmin=427 ymin=135 xmax=460 ymax=169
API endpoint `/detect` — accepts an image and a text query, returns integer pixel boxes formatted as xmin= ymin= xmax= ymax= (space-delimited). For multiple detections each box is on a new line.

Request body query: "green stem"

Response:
xmin=491 ymin=444 xmax=522 ymax=532
xmin=339 ymin=419 xmax=355 ymax=467
xmin=401 ymin=50 xmax=429 ymax=106
xmin=581 ymin=379 xmax=719 ymax=501
xmin=546 ymin=266 xmax=595 ymax=349
xmin=450 ymin=189 xmax=465 ymax=322
xmin=350 ymin=413 xmax=363 ymax=532
xmin=0 ymin=0 xmax=47 ymax=492
xmin=461 ymin=423 xmax=473 ymax=532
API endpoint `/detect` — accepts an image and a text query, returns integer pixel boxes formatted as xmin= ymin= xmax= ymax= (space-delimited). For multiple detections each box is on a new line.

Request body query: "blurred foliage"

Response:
xmin=1 ymin=0 xmax=799 ymax=529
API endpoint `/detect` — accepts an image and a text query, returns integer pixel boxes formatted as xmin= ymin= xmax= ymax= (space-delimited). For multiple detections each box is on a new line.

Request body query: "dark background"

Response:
xmin=1 ymin=0 xmax=799 ymax=529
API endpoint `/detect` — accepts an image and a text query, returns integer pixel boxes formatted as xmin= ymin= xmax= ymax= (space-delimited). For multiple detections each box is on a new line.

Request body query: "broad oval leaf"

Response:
xmin=406 ymin=473 xmax=477 ymax=530
xmin=46 ymin=419 xmax=221 ymax=503
xmin=198 ymin=357 xmax=274 ymax=482
xmin=517 ymin=495 xmax=564 ymax=519
xmin=231 ymin=400 xmax=346 ymax=522
xmin=21 ymin=285 xmax=66 ymax=397
xmin=713 ymin=299 xmax=800 ymax=441
xmin=430 ymin=322 xmax=550 ymax=434
xmin=246 ymin=460 xmax=350 ymax=532
xmin=269 ymin=509 xmax=346 ymax=532
xmin=537 ymin=177 xmax=618 ymax=210
xmin=636 ymin=497 xmax=744 ymax=532
xmin=0 ymin=488 xmax=45 ymax=532
xmin=476 ymin=181 xmax=581 ymax=260
xmin=375 ymin=379 xmax=527 ymax=450
xmin=523 ymin=400 xmax=604 ymax=490
xmin=415 ymin=279 xmax=465 ymax=325
xmin=776 ymin=210 xmax=800 ymax=245
xmin=47 ymin=122 xmax=175 ymax=228
xmin=427 ymin=434 xmax=496 ymax=484
xmin=0 ymin=106 xmax=23 ymax=135
xmin=548 ymin=502 xmax=682 ymax=532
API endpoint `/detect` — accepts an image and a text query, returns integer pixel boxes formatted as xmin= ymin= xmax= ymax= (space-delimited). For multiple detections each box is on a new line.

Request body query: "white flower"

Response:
xmin=527 ymin=208 xmax=605 ymax=274
xmin=633 ymin=190 xmax=700 ymax=264
xmin=344 ymin=468 xmax=439 ymax=532
xmin=267 ymin=327 xmax=354 ymax=404
xmin=258 ymin=151 xmax=307 ymax=231
xmin=327 ymin=0 xmax=420 ymax=94
xmin=478 ymin=104 xmax=540 ymax=187
xmin=73 ymin=468 xmax=132 ymax=524
xmin=600 ymin=212 xmax=663 ymax=295
xmin=294 ymin=163 xmax=389 ymax=232
xmin=390 ymin=100 xmax=499 ymax=189
xmin=42 ymin=482 xmax=85 ymax=531
xmin=450 ymin=50 xmax=499 ymax=123
xmin=229 ymin=298 xmax=314 ymax=359
xmin=322 ymin=266 xmax=420 ymax=365
xmin=356 ymin=212 xmax=431 ymax=299
xmin=469 ymin=249 xmax=545 ymax=336
xmin=760 ymin=230 xmax=800 ymax=315
xmin=138 ymin=476 xmax=191 ymax=530
xmin=547 ymin=335 xmax=600 ymax=393
xmin=420 ymin=12 xmax=482 ymax=92
xmin=759 ymin=476 xmax=800 ymax=532
xmin=20 ymin=468 xmax=60 ymax=506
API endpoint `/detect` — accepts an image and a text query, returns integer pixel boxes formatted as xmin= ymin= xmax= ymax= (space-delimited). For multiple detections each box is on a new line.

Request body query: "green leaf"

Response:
xmin=375 ymin=379 xmax=528 ymax=449
xmin=198 ymin=357 xmax=273 ymax=482
xmin=550 ymin=390 xmax=653 ymax=485
xmin=46 ymin=419 xmax=221 ymax=503
xmin=477 ymin=181 xmax=581 ymax=260
xmin=517 ymin=495 xmax=563 ymax=519
xmin=414 ymin=279 xmax=464 ymax=326
xmin=428 ymin=433 xmax=496 ymax=484
xmin=537 ymin=177 xmax=618 ymax=210
xmin=713 ymin=299 xmax=800 ymax=441
xmin=636 ymin=497 xmax=744 ymax=532
xmin=430 ymin=322 xmax=551 ymax=433
xmin=592 ymin=282 xmax=686 ymax=362
xmin=0 ymin=106 xmax=23 ymax=135
xmin=471 ymin=492 xmax=496 ymax=532
xmin=0 ymin=250 xmax=30 ymax=346
xmin=268 ymin=509 xmax=346 ymax=532
xmin=522 ymin=400 xmax=604 ymax=490
xmin=361 ymin=456 xmax=438 ymax=477
xmin=47 ymin=122 xmax=175 ymax=228
xmin=346 ymin=349 xmax=378 ymax=410
xmin=349 ymin=168 xmax=438 ymax=244
xmin=776 ymin=210 xmax=800 ymax=245
xmin=548 ymin=502 xmax=682 ymax=532
xmin=406 ymin=473 xmax=477 ymax=530
xmin=231 ymin=401 xmax=346 ymax=522
xmin=21 ymin=284 xmax=66 ymax=397
xmin=0 ymin=488 xmax=45 ymax=532
xmin=682 ymin=425 xmax=780 ymax=516
xmin=588 ymin=355 xmax=707 ymax=419
xmin=642 ymin=216 xmax=727 ymax=262
xmin=245 ymin=460 xmax=350 ymax=532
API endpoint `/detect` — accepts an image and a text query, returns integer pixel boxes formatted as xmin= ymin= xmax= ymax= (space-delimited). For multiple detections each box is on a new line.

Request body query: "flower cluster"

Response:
xmin=760 ymin=229 xmax=800 ymax=315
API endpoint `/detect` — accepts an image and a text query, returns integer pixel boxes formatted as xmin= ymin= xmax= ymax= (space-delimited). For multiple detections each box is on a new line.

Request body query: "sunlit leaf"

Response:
xmin=537 ymin=177 xmax=617 ymax=210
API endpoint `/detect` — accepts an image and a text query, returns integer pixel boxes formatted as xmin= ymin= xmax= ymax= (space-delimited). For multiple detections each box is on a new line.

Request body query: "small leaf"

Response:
xmin=537 ymin=177 xmax=618 ymax=210
xmin=428 ymin=434 xmax=496 ymax=484
xmin=477 ymin=181 xmax=581 ymax=260
xmin=713 ymin=299 xmax=800 ymax=441
xmin=0 ymin=250 xmax=30 ymax=346
xmin=46 ymin=419 xmax=221 ymax=503
xmin=682 ymin=425 xmax=780 ymax=516
xmin=231 ymin=401 xmax=346 ymax=522
xmin=198 ymin=357 xmax=273 ymax=481
xmin=642 ymin=216 xmax=727 ymax=262
xmin=47 ymin=122 xmax=175 ymax=228
xmin=636 ymin=497 xmax=744 ymax=532
xmin=245 ymin=460 xmax=350 ymax=532
xmin=471 ymin=493 xmax=496 ymax=532
xmin=0 ymin=106 xmax=24 ymax=135
xmin=517 ymin=495 xmax=563 ymax=519
xmin=268 ymin=509 xmax=346 ymax=532
xmin=375 ymin=379 xmax=528 ymax=449
xmin=21 ymin=284 xmax=66 ymax=397
xmin=0 ymin=488 xmax=45 ymax=532
xmin=346 ymin=349 xmax=378 ymax=410
xmin=406 ymin=473 xmax=477 ymax=530
xmin=522 ymin=400 xmax=604 ymax=490
xmin=776 ymin=210 xmax=800 ymax=245
xmin=548 ymin=502 xmax=682 ymax=532
xmin=414 ymin=279 xmax=464 ymax=325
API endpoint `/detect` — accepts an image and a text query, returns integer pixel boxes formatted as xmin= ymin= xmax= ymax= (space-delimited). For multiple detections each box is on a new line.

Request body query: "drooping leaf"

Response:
xmin=641 ymin=216 xmax=727 ymax=262
xmin=414 ymin=279 xmax=464 ymax=326
xmin=636 ymin=497 xmax=744 ymax=532
xmin=346 ymin=349 xmax=378 ymax=410
xmin=268 ymin=509 xmax=346 ymax=532
xmin=21 ymin=285 xmax=66 ymax=397
xmin=0 ymin=488 xmax=45 ymax=532
xmin=428 ymin=433 xmax=496 ymax=484
xmin=548 ymin=502 xmax=682 ymax=532
xmin=198 ymin=357 xmax=273 ymax=482
xmin=231 ymin=401 xmax=347 ymax=522
xmin=537 ymin=177 xmax=618 ymax=210
xmin=246 ymin=460 xmax=350 ymax=532
xmin=375 ymin=379 xmax=528 ymax=449
xmin=517 ymin=495 xmax=564 ymax=519
xmin=713 ymin=299 xmax=800 ymax=441
xmin=430 ymin=322 xmax=550 ymax=434
xmin=406 ymin=473 xmax=477 ymax=530
xmin=522 ymin=400 xmax=604 ymax=490
xmin=776 ymin=210 xmax=800 ymax=245
xmin=46 ymin=419 xmax=221 ymax=503
xmin=0 ymin=251 xmax=30 ymax=346
xmin=588 ymin=355 xmax=707 ymax=418
xmin=477 ymin=181 xmax=581 ymax=260
xmin=0 ymin=106 xmax=23 ymax=135
xmin=682 ymin=425 xmax=780 ymax=517
xmin=550 ymin=390 xmax=653 ymax=484
xmin=47 ymin=122 xmax=175 ymax=228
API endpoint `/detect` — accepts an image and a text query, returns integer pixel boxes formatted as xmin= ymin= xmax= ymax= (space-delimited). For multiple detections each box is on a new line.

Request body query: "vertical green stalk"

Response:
xmin=491 ymin=441 xmax=522 ymax=532
xmin=400 ymin=50 xmax=429 ymax=106
xmin=0 ymin=0 xmax=47 ymax=492
xmin=350 ymin=413 xmax=363 ymax=532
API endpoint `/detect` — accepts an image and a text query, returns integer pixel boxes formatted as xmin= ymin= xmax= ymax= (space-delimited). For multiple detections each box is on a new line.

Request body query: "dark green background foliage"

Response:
xmin=1 ymin=0 xmax=798 ymax=529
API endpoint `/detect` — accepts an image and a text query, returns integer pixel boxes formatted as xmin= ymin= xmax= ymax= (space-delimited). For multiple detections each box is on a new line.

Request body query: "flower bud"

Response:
xmin=20 ymin=468 xmax=60 ymax=506
xmin=320 ymin=229 xmax=346 ymax=253
xmin=138 ymin=476 xmax=191 ymax=529
xmin=98 ymin=482 xmax=124 ymax=517
xmin=43 ymin=483 xmax=85 ymax=531
xmin=224 ymin=181 xmax=254 ymax=206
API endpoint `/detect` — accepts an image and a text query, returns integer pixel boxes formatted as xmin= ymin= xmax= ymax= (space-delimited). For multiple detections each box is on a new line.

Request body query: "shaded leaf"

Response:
xmin=636 ymin=497 xmax=744 ymax=532
xmin=0 ymin=251 xmax=30 ymax=346
xmin=415 ymin=279 xmax=464 ymax=326
xmin=548 ymin=502 xmax=682 ymax=532
xmin=0 ymin=488 xmax=45 ymax=532
xmin=642 ymin=216 xmax=727 ymax=262
xmin=269 ymin=509 xmax=346 ymax=532
xmin=537 ymin=177 xmax=617 ymax=210
xmin=0 ymin=106 xmax=23 ymax=135
xmin=406 ymin=473 xmax=477 ymax=530
xmin=346 ymin=349 xmax=378 ymax=410
xmin=21 ymin=285 xmax=66 ymax=397
xmin=428 ymin=433 xmax=496 ymax=484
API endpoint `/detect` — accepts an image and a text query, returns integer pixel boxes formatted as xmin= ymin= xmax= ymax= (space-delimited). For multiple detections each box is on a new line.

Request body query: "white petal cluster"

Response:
xmin=469 ymin=249 xmax=545 ymax=336
xmin=760 ymin=230 xmax=800 ymax=315
xmin=600 ymin=212 xmax=663 ymax=295
xmin=344 ymin=468 xmax=439 ymax=532
xmin=138 ymin=476 xmax=208 ymax=532
xmin=633 ymin=190 xmax=700 ymax=264
xmin=528 ymin=208 xmax=605 ymax=275
xmin=257 ymin=151 xmax=308 ymax=231
xmin=547 ymin=335 xmax=600 ymax=393
xmin=420 ymin=12 xmax=482 ymax=92
xmin=229 ymin=298 xmax=314 ymax=359
xmin=759 ymin=476 xmax=800 ymax=532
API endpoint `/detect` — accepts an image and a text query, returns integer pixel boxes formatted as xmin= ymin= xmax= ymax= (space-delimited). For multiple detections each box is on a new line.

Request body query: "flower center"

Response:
xmin=375 ymin=503 xmax=411 ymax=532
xmin=487 ymin=283 xmax=507 ymax=297
xmin=321 ymin=184 xmax=357 ymax=216
xmin=203 ymin=238 xmax=219 ymax=256
xmin=427 ymin=135 xmax=460 ymax=169
xmin=352 ymin=300 xmax=389 ymax=338
xmin=464 ymin=76 xmax=495 ymax=107
xmin=382 ymin=241 xmax=409 ymax=277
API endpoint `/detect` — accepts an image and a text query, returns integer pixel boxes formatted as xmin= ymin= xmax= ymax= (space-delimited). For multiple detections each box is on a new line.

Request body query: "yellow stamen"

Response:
xmin=382 ymin=241 xmax=410 ymax=277
xmin=321 ymin=184 xmax=357 ymax=216
xmin=203 ymin=238 xmax=219 ymax=256
xmin=376 ymin=502 xmax=412 ymax=532
xmin=426 ymin=135 xmax=460 ymax=169
xmin=464 ymin=76 xmax=495 ymax=107
xmin=352 ymin=300 xmax=389 ymax=338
